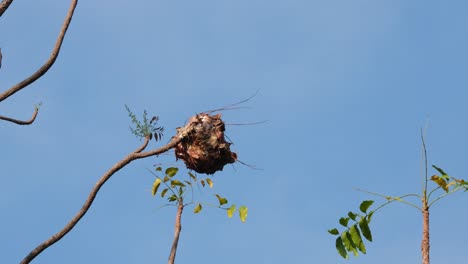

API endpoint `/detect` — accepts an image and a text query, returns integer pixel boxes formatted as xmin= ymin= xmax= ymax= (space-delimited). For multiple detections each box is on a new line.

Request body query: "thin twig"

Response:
xmin=355 ymin=188 xmax=422 ymax=211
xmin=0 ymin=0 xmax=14 ymax=17
xmin=0 ymin=106 xmax=39 ymax=125
xmin=427 ymin=186 xmax=463 ymax=208
xmin=203 ymin=89 xmax=260 ymax=114
xmin=0 ymin=0 xmax=78 ymax=102
xmin=421 ymin=128 xmax=428 ymax=198
xmin=20 ymin=133 xmax=185 ymax=264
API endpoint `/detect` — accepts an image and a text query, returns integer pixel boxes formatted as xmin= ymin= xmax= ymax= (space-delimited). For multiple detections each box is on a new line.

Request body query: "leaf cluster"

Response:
xmin=150 ymin=167 xmax=248 ymax=222
xmin=328 ymin=200 xmax=374 ymax=259
xmin=431 ymin=165 xmax=468 ymax=193
xmin=125 ymin=105 xmax=164 ymax=140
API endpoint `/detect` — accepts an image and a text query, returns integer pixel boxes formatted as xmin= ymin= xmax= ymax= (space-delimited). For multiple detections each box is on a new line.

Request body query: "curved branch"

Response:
xmin=0 ymin=0 xmax=14 ymax=17
xmin=0 ymin=106 xmax=39 ymax=125
xmin=20 ymin=133 xmax=185 ymax=264
xmin=0 ymin=0 xmax=78 ymax=102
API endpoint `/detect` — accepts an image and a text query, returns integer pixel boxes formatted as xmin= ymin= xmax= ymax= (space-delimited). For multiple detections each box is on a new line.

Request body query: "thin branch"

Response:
xmin=0 ymin=0 xmax=78 ymax=102
xmin=20 ymin=133 xmax=185 ymax=264
xmin=203 ymin=89 xmax=260 ymax=114
xmin=0 ymin=106 xmax=39 ymax=125
xmin=168 ymin=203 xmax=184 ymax=264
xmin=0 ymin=0 xmax=13 ymax=17
xmin=355 ymin=188 xmax=422 ymax=211
xmin=421 ymin=128 xmax=428 ymax=198
xmin=427 ymin=187 xmax=463 ymax=208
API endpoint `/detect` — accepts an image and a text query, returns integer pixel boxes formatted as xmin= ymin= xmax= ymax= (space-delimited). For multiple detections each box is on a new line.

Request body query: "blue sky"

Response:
xmin=1 ymin=0 xmax=468 ymax=263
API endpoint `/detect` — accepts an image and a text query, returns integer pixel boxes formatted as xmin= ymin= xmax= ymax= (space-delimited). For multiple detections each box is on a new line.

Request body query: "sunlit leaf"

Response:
xmin=341 ymin=231 xmax=355 ymax=252
xmin=194 ymin=203 xmax=202 ymax=213
xmin=227 ymin=205 xmax=236 ymax=218
xmin=206 ymin=178 xmax=214 ymax=188
xmin=155 ymin=166 xmax=162 ymax=172
xmin=348 ymin=212 xmax=357 ymax=221
xmin=166 ymin=167 xmax=179 ymax=177
xmin=215 ymin=194 xmax=228 ymax=206
xmin=339 ymin=217 xmax=350 ymax=227
xmin=359 ymin=200 xmax=374 ymax=213
xmin=431 ymin=175 xmax=449 ymax=192
xmin=171 ymin=180 xmax=186 ymax=188
xmin=349 ymin=225 xmax=366 ymax=254
xmin=359 ymin=218 xmax=373 ymax=242
xmin=367 ymin=211 xmax=374 ymax=224
xmin=328 ymin=228 xmax=339 ymax=235
xmin=161 ymin=188 xmax=169 ymax=198
xmin=239 ymin=206 xmax=248 ymax=223
xmin=336 ymin=237 xmax=348 ymax=259
xmin=163 ymin=175 xmax=170 ymax=182
xmin=151 ymin=178 xmax=161 ymax=196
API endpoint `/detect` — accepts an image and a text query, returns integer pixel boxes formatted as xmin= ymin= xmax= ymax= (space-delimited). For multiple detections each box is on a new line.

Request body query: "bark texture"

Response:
xmin=168 ymin=203 xmax=184 ymax=264
xmin=0 ymin=0 xmax=13 ymax=16
xmin=421 ymin=207 xmax=430 ymax=264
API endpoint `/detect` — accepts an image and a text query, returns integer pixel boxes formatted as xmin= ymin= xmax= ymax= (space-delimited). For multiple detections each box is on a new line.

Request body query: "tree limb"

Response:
xmin=0 ymin=0 xmax=78 ymax=102
xmin=0 ymin=0 xmax=13 ymax=17
xmin=168 ymin=203 xmax=184 ymax=264
xmin=0 ymin=106 xmax=39 ymax=125
xmin=20 ymin=128 xmax=190 ymax=264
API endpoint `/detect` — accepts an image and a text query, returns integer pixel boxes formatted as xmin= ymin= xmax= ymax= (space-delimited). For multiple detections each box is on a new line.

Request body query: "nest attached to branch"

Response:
xmin=174 ymin=113 xmax=237 ymax=175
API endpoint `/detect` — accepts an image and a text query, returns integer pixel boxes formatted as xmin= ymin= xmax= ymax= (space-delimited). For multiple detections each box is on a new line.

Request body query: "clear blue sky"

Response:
xmin=2 ymin=1 xmax=468 ymax=263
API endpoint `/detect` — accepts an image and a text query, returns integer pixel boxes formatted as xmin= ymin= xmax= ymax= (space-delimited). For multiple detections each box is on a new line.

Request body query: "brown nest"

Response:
xmin=174 ymin=113 xmax=237 ymax=175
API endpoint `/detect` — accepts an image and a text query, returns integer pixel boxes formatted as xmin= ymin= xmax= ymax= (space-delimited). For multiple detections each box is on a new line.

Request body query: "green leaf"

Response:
xmin=339 ymin=217 xmax=350 ymax=227
xmin=328 ymin=228 xmax=339 ymax=235
xmin=206 ymin=178 xmax=214 ymax=188
xmin=163 ymin=175 xmax=170 ymax=182
xmin=194 ymin=203 xmax=202 ymax=213
xmin=359 ymin=200 xmax=374 ymax=213
xmin=200 ymin=179 xmax=206 ymax=187
xmin=432 ymin=165 xmax=448 ymax=176
xmin=166 ymin=167 xmax=179 ymax=177
xmin=215 ymin=194 xmax=228 ymax=206
xmin=349 ymin=225 xmax=366 ymax=254
xmin=155 ymin=166 xmax=162 ymax=172
xmin=239 ymin=206 xmax=248 ymax=223
xmin=161 ymin=188 xmax=169 ymax=198
xmin=359 ymin=218 xmax=373 ymax=242
xmin=348 ymin=212 xmax=357 ymax=221
xmin=171 ymin=180 xmax=186 ymax=188
xmin=431 ymin=175 xmax=449 ymax=192
xmin=227 ymin=205 xmax=236 ymax=218
xmin=336 ymin=237 xmax=348 ymax=259
xmin=168 ymin=194 xmax=177 ymax=202
xmin=151 ymin=178 xmax=162 ymax=196
xmin=184 ymin=180 xmax=192 ymax=186
xmin=367 ymin=211 xmax=374 ymax=224
xmin=341 ymin=231 xmax=356 ymax=254
xmin=178 ymin=187 xmax=183 ymax=196
xmin=188 ymin=172 xmax=197 ymax=181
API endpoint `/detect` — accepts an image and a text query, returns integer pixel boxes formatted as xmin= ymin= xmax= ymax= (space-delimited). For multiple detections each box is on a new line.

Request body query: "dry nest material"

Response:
xmin=174 ymin=113 xmax=237 ymax=175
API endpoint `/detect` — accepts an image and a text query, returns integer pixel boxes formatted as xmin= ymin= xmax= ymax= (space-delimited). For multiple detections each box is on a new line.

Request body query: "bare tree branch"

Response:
xmin=168 ymin=203 xmax=184 ymax=264
xmin=20 ymin=126 xmax=191 ymax=264
xmin=0 ymin=0 xmax=14 ymax=17
xmin=0 ymin=106 xmax=39 ymax=125
xmin=0 ymin=0 xmax=78 ymax=102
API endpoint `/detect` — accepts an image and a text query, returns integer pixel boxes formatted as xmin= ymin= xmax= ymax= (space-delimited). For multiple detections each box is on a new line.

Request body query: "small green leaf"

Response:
xmin=215 ymin=194 xmax=228 ymax=206
xmin=336 ymin=237 xmax=348 ymax=259
xmin=184 ymin=180 xmax=192 ymax=186
xmin=328 ymin=228 xmax=339 ymax=235
xmin=194 ymin=203 xmax=202 ymax=213
xmin=349 ymin=225 xmax=366 ymax=254
xmin=166 ymin=167 xmax=179 ymax=177
xmin=163 ymin=175 xmax=170 ymax=182
xmin=432 ymin=165 xmax=448 ymax=176
xmin=227 ymin=204 xmax=236 ymax=218
xmin=188 ymin=172 xmax=197 ymax=181
xmin=200 ymin=179 xmax=206 ymax=187
xmin=359 ymin=200 xmax=374 ymax=213
xmin=339 ymin=217 xmax=350 ymax=227
xmin=178 ymin=187 xmax=183 ymax=196
xmin=348 ymin=212 xmax=357 ymax=221
xmin=367 ymin=211 xmax=374 ymax=224
xmin=341 ymin=231 xmax=355 ymax=253
xmin=171 ymin=180 xmax=186 ymax=188
xmin=155 ymin=166 xmax=162 ymax=172
xmin=151 ymin=178 xmax=162 ymax=196
xmin=359 ymin=218 xmax=373 ymax=242
xmin=168 ymin=194 xmax=177 ymax=202
xmin=161 ymin=188 xmax=169 ymax=198
xmin=239 ymin=206 xmax=248 ymax=223
xmin=206 ymin=178 xmax=214 ymax=188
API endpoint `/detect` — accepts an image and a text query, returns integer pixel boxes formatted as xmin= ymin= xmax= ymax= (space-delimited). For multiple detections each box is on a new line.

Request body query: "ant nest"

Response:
xmin=174 ymin=113 xmax=237 ymax=175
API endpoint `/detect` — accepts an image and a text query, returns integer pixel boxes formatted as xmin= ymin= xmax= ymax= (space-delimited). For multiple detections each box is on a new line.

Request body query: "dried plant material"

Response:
xmin=174 ymin=113 xmax=237 ymax=174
